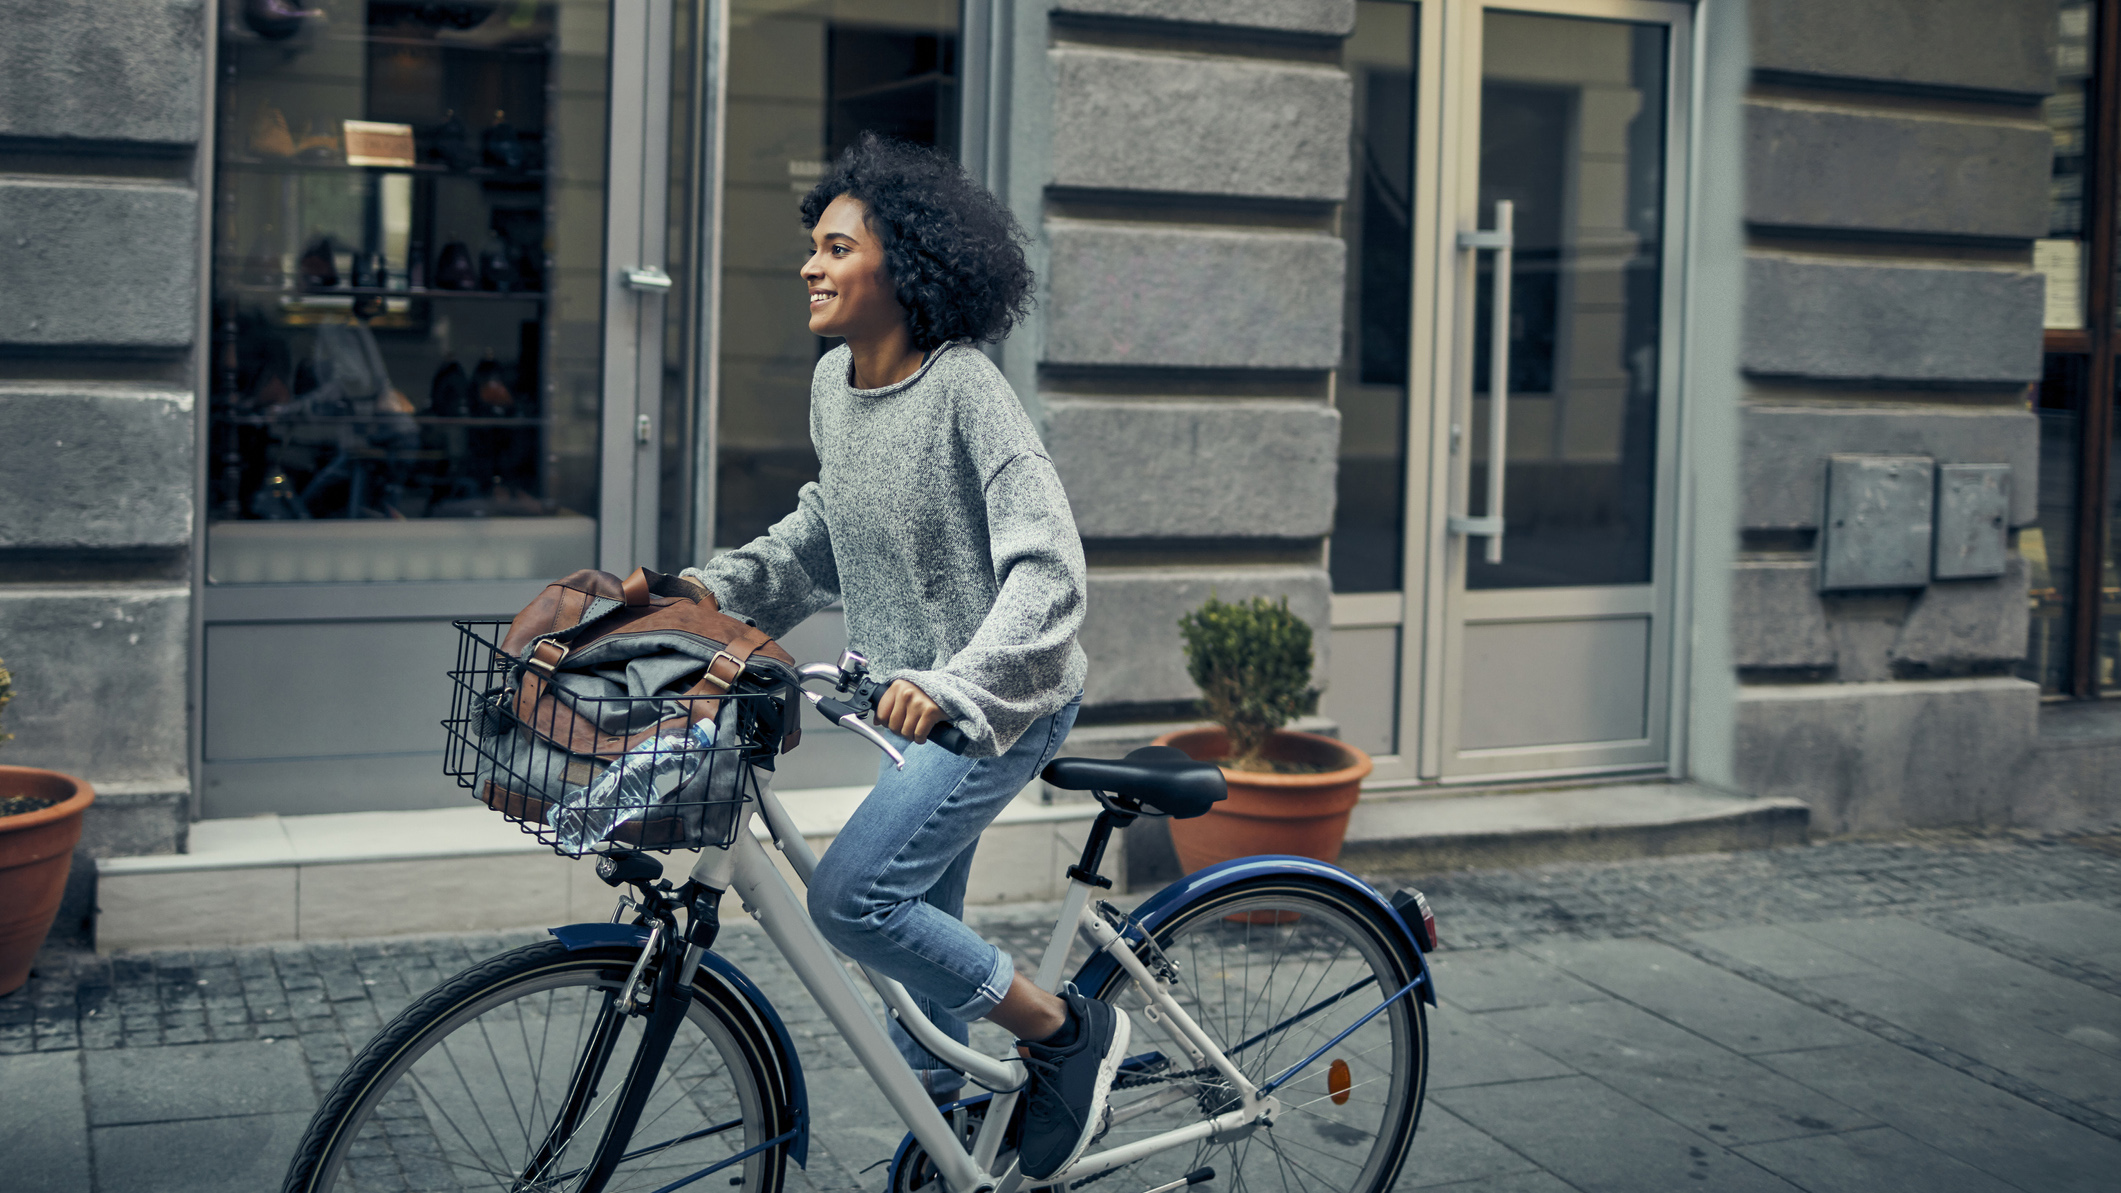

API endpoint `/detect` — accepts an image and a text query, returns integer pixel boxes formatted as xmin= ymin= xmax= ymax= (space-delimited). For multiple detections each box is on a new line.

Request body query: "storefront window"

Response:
xmin=2026 ymin=356 xmax=2083 ymax=694
xmin=2019 ymin=0 xmax=2121 ymax=692
xmin=208 ymin=0 xmax=608 ymax=584
xmin=1333 ymin=0 xmax=1416 ymax=597
xmin=712 ymin=0 xmax=960 ymax=552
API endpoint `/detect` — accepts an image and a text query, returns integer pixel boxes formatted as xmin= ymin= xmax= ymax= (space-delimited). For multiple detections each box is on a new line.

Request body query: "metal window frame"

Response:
xmin=188 ymin=1 xmax=686 ymax=816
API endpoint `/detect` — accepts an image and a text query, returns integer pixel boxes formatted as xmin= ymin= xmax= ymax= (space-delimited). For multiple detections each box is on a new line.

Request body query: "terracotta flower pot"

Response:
xmin=0 ymin=767 xmax=94 ymax=996
xmin=1154 ymin=727 xmax=1373 ymax=874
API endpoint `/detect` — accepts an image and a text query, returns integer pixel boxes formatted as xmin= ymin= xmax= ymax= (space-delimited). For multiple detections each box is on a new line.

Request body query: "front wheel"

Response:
xmin=283 ymin=939 xmax=792 ymax=1193
xmin=1087 ymin=875 xmax=1428 ymax=1193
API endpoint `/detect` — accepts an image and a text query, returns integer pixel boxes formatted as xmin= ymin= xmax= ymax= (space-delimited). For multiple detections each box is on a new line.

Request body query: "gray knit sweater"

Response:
xmin=684 ymin=342 xmax=1089 ymax=756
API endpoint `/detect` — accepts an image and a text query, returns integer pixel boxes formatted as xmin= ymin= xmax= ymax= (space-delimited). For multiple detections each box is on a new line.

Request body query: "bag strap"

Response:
xmin=523 ymin=567 xmax=758 ymax=686
xmin=690 ymin=619 xmax=773 ymax=694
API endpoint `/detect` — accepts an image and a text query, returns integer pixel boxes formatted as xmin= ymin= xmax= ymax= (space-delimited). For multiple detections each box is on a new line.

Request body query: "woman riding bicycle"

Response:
xmin=678 ymin=132 xmax=1125 ymax=1182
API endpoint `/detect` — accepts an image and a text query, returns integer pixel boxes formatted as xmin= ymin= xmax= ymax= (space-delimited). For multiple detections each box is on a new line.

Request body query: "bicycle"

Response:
xmin=282 ymin=620 xmax=1438 ymax=1193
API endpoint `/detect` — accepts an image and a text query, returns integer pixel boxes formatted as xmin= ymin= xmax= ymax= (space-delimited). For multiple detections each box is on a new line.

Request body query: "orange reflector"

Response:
xmin=1328 ymin=1058 xmax=1352 ymax=1105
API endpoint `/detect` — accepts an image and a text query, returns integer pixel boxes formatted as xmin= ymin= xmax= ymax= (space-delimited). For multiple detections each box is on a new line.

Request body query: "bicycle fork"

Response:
xmin=575 ymin=936 xmax=700 ymax=1192
xmin=527 ymin=873 xmax=718 ymax=1193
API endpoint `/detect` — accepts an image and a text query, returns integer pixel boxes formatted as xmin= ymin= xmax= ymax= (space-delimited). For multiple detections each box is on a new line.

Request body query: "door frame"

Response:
xmin=602 ymin=0 xmax=677 ymax=574
xmin=1375 ymin=0 xmax=1696 ymax=786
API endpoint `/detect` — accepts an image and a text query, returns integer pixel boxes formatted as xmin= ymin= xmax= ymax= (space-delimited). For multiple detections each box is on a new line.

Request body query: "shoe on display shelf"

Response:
xmin=437 ymin=1 xmax=551 ymax=48
xmin=434 ymin=241 xmax=479 ymax=290
xmin=242 ymin=0 xmax=323 ymax=41
xmin=249 ymin=106 xmax=295 ymax=158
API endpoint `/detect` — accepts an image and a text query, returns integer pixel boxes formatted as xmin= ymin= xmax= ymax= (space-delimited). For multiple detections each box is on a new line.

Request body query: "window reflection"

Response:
xmin=1468 ymin=14 xmax=1666 ymax=591
xmin=713 ymin=0 xmax=960 ymax=552
xmin=2023 ymin=0 xmax=2094 ymax=694
xmin=207 ymin=0 xmax=610 ymax=584
xmin=1332 ymin=0 xmax=1417 ymax=596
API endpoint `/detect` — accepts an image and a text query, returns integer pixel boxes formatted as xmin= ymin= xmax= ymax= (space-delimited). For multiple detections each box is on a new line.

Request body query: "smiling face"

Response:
xmin=802 ymin=194 xmax=906 ymax=343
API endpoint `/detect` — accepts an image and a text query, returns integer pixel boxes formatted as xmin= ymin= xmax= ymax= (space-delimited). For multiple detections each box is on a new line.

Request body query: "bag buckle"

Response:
xmin=525 ymin=639 xmax=569 ymax=678
xmin=700 ymin=650 xmax=743 ymax=692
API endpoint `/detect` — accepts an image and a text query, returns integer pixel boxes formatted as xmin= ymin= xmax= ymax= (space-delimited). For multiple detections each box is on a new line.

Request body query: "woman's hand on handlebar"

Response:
xmin=875 ymin=679 xmax=945 ymax=745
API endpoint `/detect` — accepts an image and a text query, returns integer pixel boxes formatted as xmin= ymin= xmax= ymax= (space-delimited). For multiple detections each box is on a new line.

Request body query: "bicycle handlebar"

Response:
xmin=793 ymin=660 xmax=971 ymax=765
xmin=849 ymin=676 xmax=972 ymax=756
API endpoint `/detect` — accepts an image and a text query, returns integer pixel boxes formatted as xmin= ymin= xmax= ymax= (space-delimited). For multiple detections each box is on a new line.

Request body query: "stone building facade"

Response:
xmin=0 ymin=0 xmax=2109 ymax=942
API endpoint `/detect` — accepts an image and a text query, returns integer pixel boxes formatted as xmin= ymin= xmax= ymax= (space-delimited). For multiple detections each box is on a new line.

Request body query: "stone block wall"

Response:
xmin=1733 ymin=0 xmax=2055 ymax=833
xmin=0 ymin=0 xmax=205 ymax=937
xmin=1031 ymin=2 xmax=1353 ymax=727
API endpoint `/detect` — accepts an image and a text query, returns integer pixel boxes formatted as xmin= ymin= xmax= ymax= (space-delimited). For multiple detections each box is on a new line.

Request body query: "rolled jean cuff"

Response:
xmin=945 ymin=945 xmax=1016 ymax=1022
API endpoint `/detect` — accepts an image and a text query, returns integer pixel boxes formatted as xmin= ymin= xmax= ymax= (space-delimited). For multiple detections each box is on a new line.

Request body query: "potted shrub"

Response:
xmin=1156 ymin=596 xmax=1372 ymax=874
xmin=0 ymin=655 xmax=96 ymax=996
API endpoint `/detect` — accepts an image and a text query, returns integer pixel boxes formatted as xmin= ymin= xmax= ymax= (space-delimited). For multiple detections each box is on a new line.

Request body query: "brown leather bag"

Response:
xmin=472 ymin=566 xmax=800 ymax=849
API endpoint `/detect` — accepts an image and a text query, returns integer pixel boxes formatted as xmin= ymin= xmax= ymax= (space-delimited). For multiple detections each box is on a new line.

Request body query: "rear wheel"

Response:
xmin=283 ymin=940 xmax=791 ymax=1193
xmin=1087 ymin=876 xmax=1427 ymax=1193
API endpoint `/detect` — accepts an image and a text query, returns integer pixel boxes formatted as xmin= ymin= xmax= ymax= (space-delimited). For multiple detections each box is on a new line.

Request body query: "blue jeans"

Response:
xmin=807 ymin=695 xmax=1082 ymax=1097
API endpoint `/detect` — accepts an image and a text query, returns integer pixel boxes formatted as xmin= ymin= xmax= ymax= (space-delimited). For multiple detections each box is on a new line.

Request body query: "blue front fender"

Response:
xmin=548 ymin=923 xmax=809 ymax=1167
xmin=1071 ymin=855 xmax=1437 ymax=1005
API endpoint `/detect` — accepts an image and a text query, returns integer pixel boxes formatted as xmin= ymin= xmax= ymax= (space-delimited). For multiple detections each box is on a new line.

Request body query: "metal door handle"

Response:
xmin=1448 ymin=199 xmax=1512 ymax=564
xmin=622 ymin=266 xmax=672 ymax=292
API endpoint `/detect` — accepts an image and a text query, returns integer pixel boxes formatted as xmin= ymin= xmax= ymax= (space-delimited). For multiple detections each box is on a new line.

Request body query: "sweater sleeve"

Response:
xmin=681 ymin=481 xmax=841 ymax=640
xmin=892 ymin=451 xmax=1087 ymax=756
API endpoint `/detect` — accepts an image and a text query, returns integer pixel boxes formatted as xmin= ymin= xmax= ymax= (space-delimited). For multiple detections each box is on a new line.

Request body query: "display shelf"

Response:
xmin=218 ymin=27 xmax=552 ymax=59
xmin=220 ymin=155 xmax=546 ymax=182
xmin=207 ymin=514 xmax=594 ymax=586
xmin=222 ymin=283 xmax=549 ymax=302
xmin=215 ymin=412 xmax=545 ymax=427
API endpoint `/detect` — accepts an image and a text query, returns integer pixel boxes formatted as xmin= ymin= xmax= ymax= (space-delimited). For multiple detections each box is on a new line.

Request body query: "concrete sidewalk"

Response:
xmin=4 ymin=831 xmax=2119 ymax=1191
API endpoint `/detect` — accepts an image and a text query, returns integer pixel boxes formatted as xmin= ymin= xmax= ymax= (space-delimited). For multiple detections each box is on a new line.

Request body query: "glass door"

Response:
xmin=1418 ymin=0 xmax=1689 ymax=779
xmin=702 ymin=0 xmax=962 ymax=790
xmin=201 ymin=0 xmax=700 ymax=817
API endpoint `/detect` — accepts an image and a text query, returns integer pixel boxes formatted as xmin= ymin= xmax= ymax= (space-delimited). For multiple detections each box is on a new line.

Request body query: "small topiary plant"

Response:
xmin=0 ymin=656 xmax=39 ymax=819
xmin=1178 ymin=595 xmax=1320 ymax=771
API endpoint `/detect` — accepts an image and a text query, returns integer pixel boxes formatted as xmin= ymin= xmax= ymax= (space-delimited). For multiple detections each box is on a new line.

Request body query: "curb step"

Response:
xmin=1338 ymin=782 xmax=1810 ymax=874
xmin=94 ymin=780 xmax=1806 ymax=953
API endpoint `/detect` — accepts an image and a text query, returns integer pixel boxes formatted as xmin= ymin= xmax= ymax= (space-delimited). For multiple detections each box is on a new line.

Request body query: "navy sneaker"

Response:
xmin=1016 ymin=987 xmax=1130 ymax=1181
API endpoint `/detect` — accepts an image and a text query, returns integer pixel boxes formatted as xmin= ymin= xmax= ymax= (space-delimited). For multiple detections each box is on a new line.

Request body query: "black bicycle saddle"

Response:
xmin=1042 ymin=746 xmax=1227 ymax=818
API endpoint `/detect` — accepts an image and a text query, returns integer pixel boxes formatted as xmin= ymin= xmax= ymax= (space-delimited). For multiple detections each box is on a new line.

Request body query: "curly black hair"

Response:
xmin=800 ymin=132 xmax=1034 ymax=351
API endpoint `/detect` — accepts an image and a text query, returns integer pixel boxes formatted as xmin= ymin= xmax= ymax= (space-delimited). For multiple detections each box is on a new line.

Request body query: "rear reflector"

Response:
xmin=1390 ymin=887 xmax=1438 ymax=952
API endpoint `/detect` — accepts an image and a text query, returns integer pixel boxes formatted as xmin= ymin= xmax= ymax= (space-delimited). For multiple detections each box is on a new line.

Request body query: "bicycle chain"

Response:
xmin=1112 ymin=1063 xmax=1219 ymax=1091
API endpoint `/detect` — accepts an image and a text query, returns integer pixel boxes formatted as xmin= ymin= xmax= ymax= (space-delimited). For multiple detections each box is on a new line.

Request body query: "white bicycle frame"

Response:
xmin=677 ymin=764 xmax=1281 ymax=1193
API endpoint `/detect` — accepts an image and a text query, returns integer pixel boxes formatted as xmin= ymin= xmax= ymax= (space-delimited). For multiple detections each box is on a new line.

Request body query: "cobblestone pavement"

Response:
xmin=5 ymin=830 xmax=2119 ymax=1191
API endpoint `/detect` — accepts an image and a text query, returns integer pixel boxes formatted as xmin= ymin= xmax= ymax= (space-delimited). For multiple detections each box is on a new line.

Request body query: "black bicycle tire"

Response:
xmin=1089 ymin=874 xmax=1429 ymax=1193
xmin=281 ymin=939 xmax=793 ymax=1193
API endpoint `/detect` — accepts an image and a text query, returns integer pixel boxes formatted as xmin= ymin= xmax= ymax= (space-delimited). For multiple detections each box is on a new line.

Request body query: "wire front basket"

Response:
xmin=443 ymin=620 xmax=764 ymax=856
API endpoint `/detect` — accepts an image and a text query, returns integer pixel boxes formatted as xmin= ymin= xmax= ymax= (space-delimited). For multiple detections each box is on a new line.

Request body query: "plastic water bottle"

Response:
xmin=549 ymin=719 xmax=716 ymax=853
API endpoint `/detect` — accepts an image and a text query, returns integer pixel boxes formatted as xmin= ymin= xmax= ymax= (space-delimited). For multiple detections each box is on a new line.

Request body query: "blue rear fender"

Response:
xmin=1070 ymin=855 xmax=1437 ymax=1005
xmin=547 ymin=923 xmax=809 ymax=1168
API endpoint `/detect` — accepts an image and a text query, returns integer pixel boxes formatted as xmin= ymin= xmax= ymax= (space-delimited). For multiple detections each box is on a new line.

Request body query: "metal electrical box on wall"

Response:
xmin=1819 ymin=455 xmax=1934 ymax=590
xmin=1933 ymin=463 xmax=2011 ymax=579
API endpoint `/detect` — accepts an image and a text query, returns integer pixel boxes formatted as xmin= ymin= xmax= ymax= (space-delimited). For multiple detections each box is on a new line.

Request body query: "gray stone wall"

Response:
xmin=1030 ymin=2 xmax=1351 ymax=724
xmin=1734 ymin=0 xmax=2055 ymax=832
xmin=0 ymin=0 xmax=205 ymax=897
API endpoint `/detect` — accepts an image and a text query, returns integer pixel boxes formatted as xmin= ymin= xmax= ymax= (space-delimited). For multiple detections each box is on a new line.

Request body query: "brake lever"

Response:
xmin=803 ymin=689 xmax=905 ymax=770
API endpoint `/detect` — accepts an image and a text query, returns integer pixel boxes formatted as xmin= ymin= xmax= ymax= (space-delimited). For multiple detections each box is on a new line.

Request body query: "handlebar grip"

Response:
xmin=928 ymin=723 xmax=971 ymax=755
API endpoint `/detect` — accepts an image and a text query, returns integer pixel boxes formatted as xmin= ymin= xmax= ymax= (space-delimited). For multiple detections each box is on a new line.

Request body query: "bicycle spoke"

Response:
xmin=473 ymin=997 xmax=535 ymax=1148
xmin=404 ymin=1067 xmax=520 ymax=1179
xmin=1084 ymin=884 xmax=1421 ymax=1193
xmin=436 ymin=1029 xmax=519 ymax=1169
